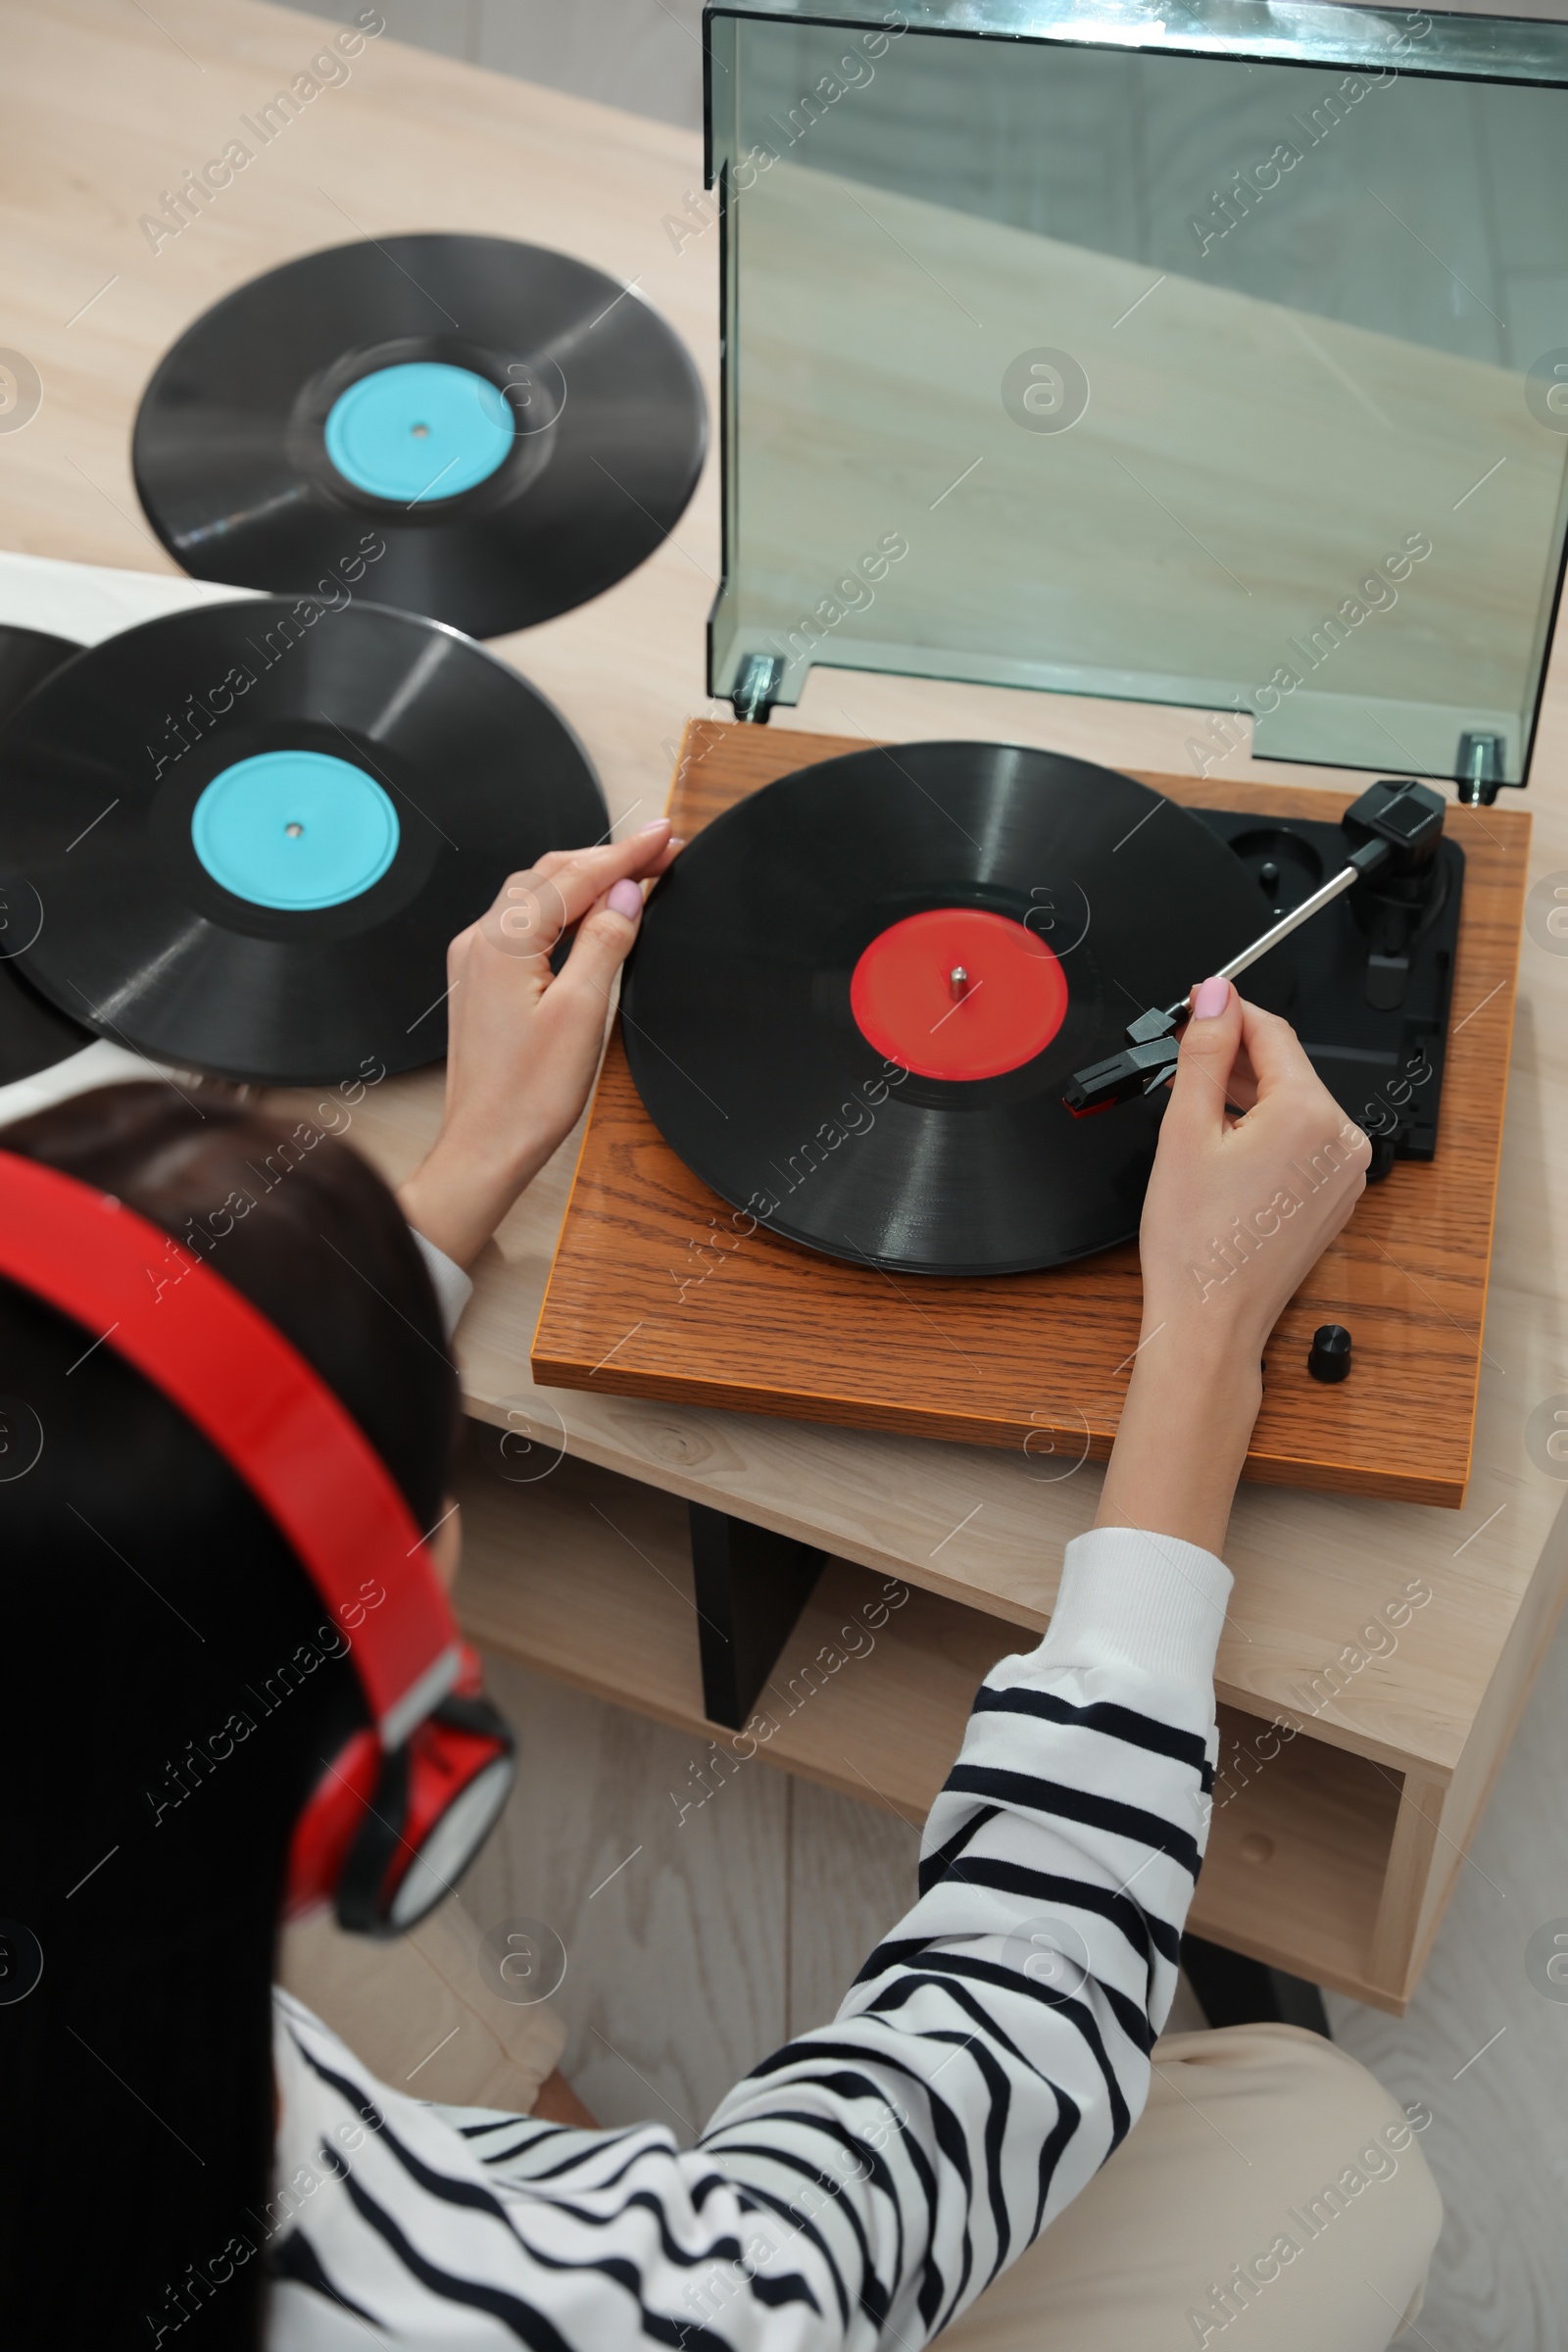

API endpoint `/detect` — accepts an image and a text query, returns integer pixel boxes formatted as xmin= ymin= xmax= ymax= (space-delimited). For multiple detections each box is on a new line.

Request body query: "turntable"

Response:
xmin=533 ymin=720 xmax=1525 ymax=1509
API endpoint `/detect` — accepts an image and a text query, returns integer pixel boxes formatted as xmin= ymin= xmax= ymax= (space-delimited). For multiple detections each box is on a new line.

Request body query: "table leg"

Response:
xmin=1181 ymin=1932 xmax=1330 ymax=2036
xmin=689 ymin=1505 xmax=825 ymax=1730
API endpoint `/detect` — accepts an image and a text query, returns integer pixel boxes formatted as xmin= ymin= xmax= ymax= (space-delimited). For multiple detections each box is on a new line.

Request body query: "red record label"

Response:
xmin=850 ymin=906 xmax=1068 ymax=1081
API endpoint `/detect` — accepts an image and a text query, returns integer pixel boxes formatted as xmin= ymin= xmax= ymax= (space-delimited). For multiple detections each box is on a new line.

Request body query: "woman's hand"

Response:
xmin=398 ymin=820 xmax=680 ymax=1269
xmin=1096 ymin=976 xmax=1371 ymax=1556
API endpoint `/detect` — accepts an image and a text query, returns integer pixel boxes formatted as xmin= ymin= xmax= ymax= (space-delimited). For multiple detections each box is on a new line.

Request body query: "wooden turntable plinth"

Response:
xmin=532 ymin=722 xmax=1530 ymax=1508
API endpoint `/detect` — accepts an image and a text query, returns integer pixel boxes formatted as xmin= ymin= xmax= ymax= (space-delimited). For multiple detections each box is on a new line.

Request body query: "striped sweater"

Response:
xmin=267 ymin=1524 xmax=1230 ymax=2349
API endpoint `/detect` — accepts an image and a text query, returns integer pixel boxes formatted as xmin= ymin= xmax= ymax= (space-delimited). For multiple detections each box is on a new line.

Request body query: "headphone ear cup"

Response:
xmin=335 ymin=1694 xmax=515 ymax=1938
xmin=335 ymin=1743 xmax=412 ymax=1939
xmin=283 ymin=1729 xmax=382 ymax=1924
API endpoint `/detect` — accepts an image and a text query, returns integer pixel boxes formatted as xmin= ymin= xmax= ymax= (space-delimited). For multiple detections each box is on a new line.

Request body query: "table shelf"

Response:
xmin=454 ymin=1428 xmax=1411 ymax=2011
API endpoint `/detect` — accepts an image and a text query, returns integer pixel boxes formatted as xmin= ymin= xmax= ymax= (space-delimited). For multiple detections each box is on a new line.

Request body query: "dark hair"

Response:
xmin=0 ymin=1085 xmax=459 ymax=2345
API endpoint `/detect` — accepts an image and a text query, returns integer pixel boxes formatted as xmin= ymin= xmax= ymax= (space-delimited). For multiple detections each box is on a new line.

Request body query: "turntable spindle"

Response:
xmin=950 ymin=965 xmax=970 ymax=1000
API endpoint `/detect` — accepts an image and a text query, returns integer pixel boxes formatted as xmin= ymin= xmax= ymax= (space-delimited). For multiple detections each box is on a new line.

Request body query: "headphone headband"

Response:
xmin=0 ymin=1151 xmax=459 ymax=1745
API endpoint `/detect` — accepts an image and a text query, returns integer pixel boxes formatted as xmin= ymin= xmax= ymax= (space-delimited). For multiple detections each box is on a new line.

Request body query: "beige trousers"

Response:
xmin=942 ymin=2024 xmax=1442 ymax=2352
xmin=280 ymin=1928 xmax=1440 ymax=2351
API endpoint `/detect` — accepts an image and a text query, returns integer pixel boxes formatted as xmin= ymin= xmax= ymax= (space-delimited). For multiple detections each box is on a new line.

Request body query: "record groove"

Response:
xmin=621 ymin=742 xmax=1293 ymax=1276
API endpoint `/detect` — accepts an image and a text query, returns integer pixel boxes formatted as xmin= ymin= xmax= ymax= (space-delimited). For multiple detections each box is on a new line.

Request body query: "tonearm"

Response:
xmin=1063 ymin=779 xmax=1447 ymax=1116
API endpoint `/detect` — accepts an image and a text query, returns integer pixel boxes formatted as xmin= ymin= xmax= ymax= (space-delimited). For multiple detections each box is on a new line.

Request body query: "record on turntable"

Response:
xmin=0 ymin=598 xmax=606 ymax=1086
xmin=132 ymin=234 xmax=708 ymax=640
xmin=620 ymin=740 xmax=1293 ymax=1276
xmin=0 ymin=624 xmax=98 ymax=1087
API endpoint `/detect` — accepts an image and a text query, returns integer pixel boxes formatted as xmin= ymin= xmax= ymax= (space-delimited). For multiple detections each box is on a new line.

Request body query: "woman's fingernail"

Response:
xmin=668 ymin=836 xmax=687 ymax=852
xmin=638 ymin=816 xmax=670 ymax=833
xmin=1191 ymin=976 xmax=1230 ymax=1020
xmin=608 ymin=880 xmax=644 ymax=919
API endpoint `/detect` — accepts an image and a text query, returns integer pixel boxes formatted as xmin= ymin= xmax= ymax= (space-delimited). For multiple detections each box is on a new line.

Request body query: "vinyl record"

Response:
xmin=0 ymin=624 xmax=82 ymax=720
xmin=0 ymin=626 xmax=98 ymax=1085
xmin=621 ymin=743 xmax=1293 ymax=1276
xmin=132 ymin=235 xmax=708 ymax=640
xmin=0 ymin=598 xmax=607 ymax=1086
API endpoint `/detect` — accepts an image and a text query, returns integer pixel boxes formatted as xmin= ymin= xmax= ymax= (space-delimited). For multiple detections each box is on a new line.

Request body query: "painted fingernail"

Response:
xmin=638 ymin=816 xmax=670 ymax=833
xmin=608 ymin=880 xmax=644 ymax=919
xmin=1191 ymin=976 xmax=1229 ymax=1020
xmin=669 ymin=836 xmax=687 ymax=852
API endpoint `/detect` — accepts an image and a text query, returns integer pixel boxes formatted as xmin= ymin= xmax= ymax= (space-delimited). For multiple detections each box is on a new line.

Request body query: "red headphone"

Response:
xmin=0 ymin=1150 xmax=514 ymax=1937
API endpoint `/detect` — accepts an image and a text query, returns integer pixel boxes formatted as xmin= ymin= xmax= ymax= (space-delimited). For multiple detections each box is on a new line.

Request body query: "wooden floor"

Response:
xmin=459 ymin=1649 xmax=923 ymax=2134
xmin=1329 ymin=1583 xmax=1568 ymax=2349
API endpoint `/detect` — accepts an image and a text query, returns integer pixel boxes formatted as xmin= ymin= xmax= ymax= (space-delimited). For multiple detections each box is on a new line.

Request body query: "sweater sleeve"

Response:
xmin=409 ymin=1227 xmax=473 ymax=1342
xmin=694 ymin=1522 xmax=1231 ymax=2346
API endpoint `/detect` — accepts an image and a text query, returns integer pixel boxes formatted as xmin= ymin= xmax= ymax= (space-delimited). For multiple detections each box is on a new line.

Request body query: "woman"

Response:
xmin=0 ymin=822 xmax=1439 ymax=2348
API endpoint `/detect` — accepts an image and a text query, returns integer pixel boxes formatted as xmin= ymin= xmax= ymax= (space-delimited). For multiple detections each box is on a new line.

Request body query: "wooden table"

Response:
xmin=7 ymin=0 xmax=1568 ymax=2014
